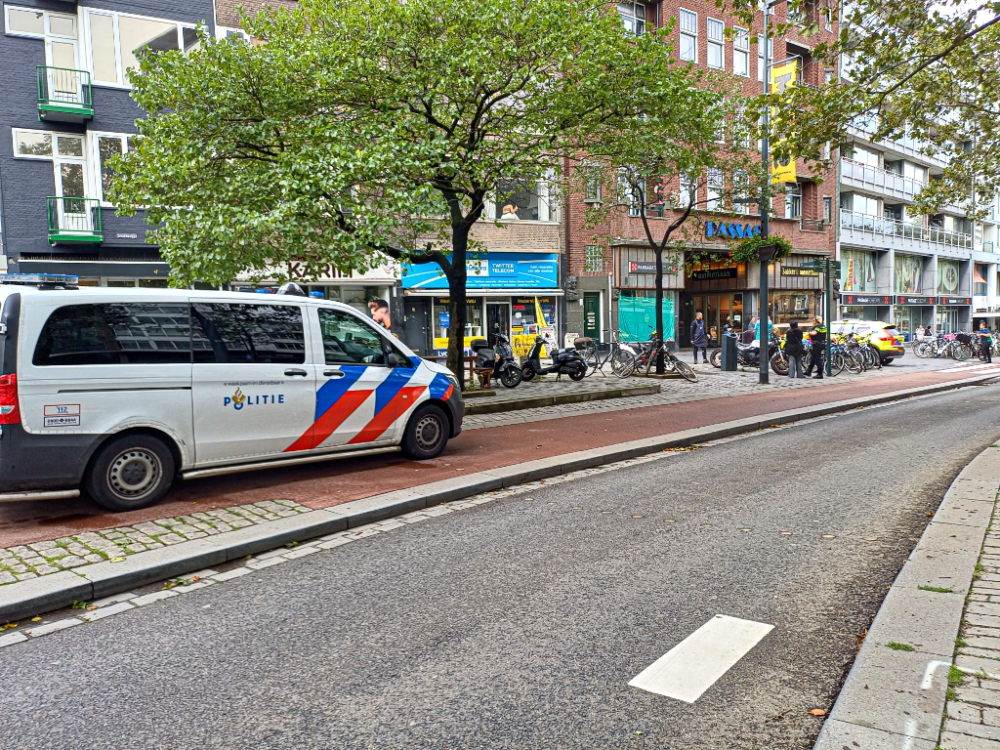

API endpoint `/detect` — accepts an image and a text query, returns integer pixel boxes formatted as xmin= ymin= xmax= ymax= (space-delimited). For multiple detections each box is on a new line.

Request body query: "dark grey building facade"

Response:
xmin=0 ymin=0 xmax=214 ymax=285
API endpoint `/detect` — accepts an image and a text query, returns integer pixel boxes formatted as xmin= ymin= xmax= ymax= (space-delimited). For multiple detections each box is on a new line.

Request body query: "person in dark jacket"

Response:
xmin=784 ymin=320 xmax=804 ymax=378
xmin=804 ymin=317 xmax=828 ymax=378
xmin=691 ymin=312 xmax=708 ymax=364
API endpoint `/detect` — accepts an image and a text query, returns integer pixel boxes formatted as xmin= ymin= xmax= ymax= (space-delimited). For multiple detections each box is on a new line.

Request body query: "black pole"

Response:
xmin=825 ymin=258 xmax=833 ymax=376
xmin=758 ymin=3 xmax=771 ymax=386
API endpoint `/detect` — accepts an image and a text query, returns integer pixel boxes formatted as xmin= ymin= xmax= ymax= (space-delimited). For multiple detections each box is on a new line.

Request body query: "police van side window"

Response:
xmin=318 ymin=308 xmax=410 ymax=367
xmin=33 ymin=303 xmax=193 ymax=366
xmin=191 ymin=303 xmax=305 ymax=364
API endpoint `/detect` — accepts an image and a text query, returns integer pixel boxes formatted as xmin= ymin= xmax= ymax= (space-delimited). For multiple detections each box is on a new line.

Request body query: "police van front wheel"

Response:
xmin=402 ymin=404 xmax=449 ymax=460
xmin=85 ymin=434 xmax=176 ymax=512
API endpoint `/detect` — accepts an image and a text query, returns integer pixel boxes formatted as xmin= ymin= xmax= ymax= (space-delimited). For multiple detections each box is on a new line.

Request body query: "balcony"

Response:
xmin=840 ymin=209 xmax=972 ymax=252
xmin=840 ymin=158 xmax=926 ymax=202
xmin=37 ymin=66 xmax=93 ymax=123
xmin=47 ymin=197 xmax=103 ymax=244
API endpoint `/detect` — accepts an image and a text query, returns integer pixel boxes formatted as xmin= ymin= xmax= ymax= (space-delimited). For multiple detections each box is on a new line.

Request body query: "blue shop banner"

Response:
xmin=402 ymin=252 xmax=559 ymax=290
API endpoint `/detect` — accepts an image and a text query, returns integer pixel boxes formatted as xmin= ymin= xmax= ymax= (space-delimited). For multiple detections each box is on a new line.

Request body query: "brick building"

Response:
xmin=564 ymin=1 xmax=838 ymax=348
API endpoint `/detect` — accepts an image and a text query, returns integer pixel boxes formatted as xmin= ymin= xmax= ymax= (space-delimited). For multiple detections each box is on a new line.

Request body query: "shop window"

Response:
xmin=938 ymin=259 xmax=960 ymax=295
xmin=841 ymin=249 xmax=876 ymax=293
xmin=894 ymin=254 xmax=924 ymax=294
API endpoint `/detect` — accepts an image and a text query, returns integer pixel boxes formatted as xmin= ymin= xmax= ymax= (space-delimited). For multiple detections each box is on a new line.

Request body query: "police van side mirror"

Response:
xmin=386 ymin=352 xmax=400 ymax=367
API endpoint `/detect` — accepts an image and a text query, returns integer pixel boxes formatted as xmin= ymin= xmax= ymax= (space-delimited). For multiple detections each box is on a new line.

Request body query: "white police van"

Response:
xmin=0 ymin=275 xmax=463 ymax=511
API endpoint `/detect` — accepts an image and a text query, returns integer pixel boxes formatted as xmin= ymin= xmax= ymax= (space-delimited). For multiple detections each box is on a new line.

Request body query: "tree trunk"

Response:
xmin=655 ymin=247 xmax=665 ymax=375
xmin=445 ymin=225 xmax=470 ymax=389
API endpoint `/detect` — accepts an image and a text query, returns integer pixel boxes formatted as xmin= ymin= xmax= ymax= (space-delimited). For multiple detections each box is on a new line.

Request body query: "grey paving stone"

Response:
xmin=941 ymin=731 xmax=1000 ymax=749
xmin=0 ymin=631 xmax=27 ymax=647
xmin=57 ymin=556 xmax=87 ymax=569
xmin=209 ymin=567 xmax=251 ymax=582
xmin=79 ymin=601 xmax=135 ymax=622
xmin=951 ymin=701 xmax=985 ymax=723
xmin=945 ymin=719 xmax=1000 ymax=741
xmin=957 ymin=686 xmax=1000 ymax=708
xmin=985 ymin=707 xmax=1000 ymax=726
xmin=865 ymin=587 xmax=965 ymax=657
xmin=131 ymin=590 xmax=179 ymax=607
xmin=0 ymin=572 xmax=16 ymax=585
xmin=813 ymin=718 xmax=936 ymax=750
xmin=245 ymin=557 xmax=287 ymax=571
xmin=282 ymin=546 xmax=320 ymax=560
xmin=24 ymin=618 xmax=82 ymax=637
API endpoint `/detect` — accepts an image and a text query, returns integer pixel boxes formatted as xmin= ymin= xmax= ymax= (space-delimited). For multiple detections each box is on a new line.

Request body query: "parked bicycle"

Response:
xmin=620 ymin=330 xmax=697 ymax=382
xmin=580 ymin=329 xmax=637 ymax=379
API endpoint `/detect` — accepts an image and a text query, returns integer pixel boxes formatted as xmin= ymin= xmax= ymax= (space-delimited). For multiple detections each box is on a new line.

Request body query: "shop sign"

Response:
xmin=781 ymin=267 xmax=820 ymax=277
xmin=283 ymin=260 xmax=399 ymax=283
xmin=629 ymin=262 xmax=658 ymax=274
xmin=403 ymin=252 xmax=558 ymax=290
xmin=841 ymin=294 xmax=891 ymax=306
xmin=939 ymin=296 xmax=972 ymax=306
xmin=896 ymin=295 xmax=936 ymax=306
xmin=705 ymin=221 xmax=761 ymax=240
xmin=690 ymin=267 xmax=738 ymax=281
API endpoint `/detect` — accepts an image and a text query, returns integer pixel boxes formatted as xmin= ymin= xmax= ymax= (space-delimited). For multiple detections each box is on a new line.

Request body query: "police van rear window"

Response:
xmin=33 ymin=302 xmax=306 ymax=366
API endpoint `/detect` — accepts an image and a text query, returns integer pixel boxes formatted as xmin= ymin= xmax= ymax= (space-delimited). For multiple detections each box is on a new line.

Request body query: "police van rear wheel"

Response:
xmin=402 ymin=405 xmax=449 ymax=460
xmin=86 ymin=434 xmax=175 ymax=512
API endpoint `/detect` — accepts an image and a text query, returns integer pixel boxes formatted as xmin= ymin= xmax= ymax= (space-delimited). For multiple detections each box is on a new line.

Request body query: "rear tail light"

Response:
xmin=0 ymin=373 xmax=20 ymax=425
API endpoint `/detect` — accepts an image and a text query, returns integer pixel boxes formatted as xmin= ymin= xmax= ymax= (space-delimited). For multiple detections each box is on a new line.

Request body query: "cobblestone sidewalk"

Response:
xmin=0 ymin=500 xmax=308 ymax=587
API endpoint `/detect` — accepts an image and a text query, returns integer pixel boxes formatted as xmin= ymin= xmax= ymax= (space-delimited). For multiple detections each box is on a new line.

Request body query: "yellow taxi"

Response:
xmin=831 ymin=319 xmax=906 ymax=364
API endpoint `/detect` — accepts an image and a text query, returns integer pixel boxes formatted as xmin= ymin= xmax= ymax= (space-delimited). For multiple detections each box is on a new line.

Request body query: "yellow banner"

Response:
xmin=770 ymin=59 xmax=797 ymax=184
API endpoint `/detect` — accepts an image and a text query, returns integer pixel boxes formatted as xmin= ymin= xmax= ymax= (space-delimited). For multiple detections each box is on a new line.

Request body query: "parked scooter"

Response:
xmin=521 ymin=334 xmax=588 ymax=381
xmin=471 ymin=326 xmax=523 ymax=388
xmin=710 ymin=331 xmax=782 ymax=371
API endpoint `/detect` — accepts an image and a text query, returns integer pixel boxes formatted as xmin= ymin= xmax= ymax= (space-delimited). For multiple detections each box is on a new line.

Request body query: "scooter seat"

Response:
xmin=470 ymin=339 xmax=490 ymax=351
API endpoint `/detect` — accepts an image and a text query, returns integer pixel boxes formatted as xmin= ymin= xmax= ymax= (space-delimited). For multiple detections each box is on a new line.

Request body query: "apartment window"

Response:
xmin=785 ymin=183 xmax=802 ymax=219
xmin=679 ymin=173 xmax=698 ymax=208
xmin=584 ymin=245 xmax=604 ymax=273
xmin=733 ymin=171 xmax=750 ymax=214
xmin=619 ymin=2 xmax=646 ymax=36
xmin=679 ymin=10 xmax=698 ymax=62
xmin=733 ymin=103 xmax=752 ymax=149
xmin=495 ymin=178 xmax=542 ymax=221
xmin=733 ymin=27 xmax=749 ymax=77
xmin=86 ymin=10 xmax=199 ymax=87
xmin=824 ymin=7 xmax=833 ymax=31
xmin=584 ymin=168 xmax=602 ymax=203
xmin=618 ymin=168 xmax=645 ymax=217
xmin=5 ymin=6 xmax=44 ymax=36
xmin=707 ymin=169 xmax=724 ymax=211
xmin=707 ymin=19 xmax=724 ymax=69
xmin=823 ymin=196 xmax=832 ymax=224
xmin=757 ymin=36 xmax=773 ymax=82
xmin=975 ymin=264 xmax=989 ymax=296
xmin=93 ymin=133 xmax=137 ymax=202
xmin=216 ymin=27 xmax=250 ymax=42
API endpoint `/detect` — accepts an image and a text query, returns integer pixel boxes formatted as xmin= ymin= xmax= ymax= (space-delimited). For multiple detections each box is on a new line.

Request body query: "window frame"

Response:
xmin=679 ymin=9 xmax=698 ymax=63
xmin=618 ymin=2 xmax=646 ymax=36
xmin=317 ymin=305 xmax=410 ymax=368
xmin=784 ymin=183 xmax=802 ymax=219
xmin=584 ymin=245 xmax=605 ymax=273
xmin=90 ymin=131 xmax=135 ymax=204
xmin=4 ymin=5 xmax=45 ymax=39
xmin=757 ymin=36 xmax=773 ymax=82
xmin=191 ymin=301 xmax=308 ymax=365
xmin=707 ymin=18 xmax=725 ymax=70
xmin=707 ymin=169 xmax=724 ymax=211
xmin=733 ymin=27 xmax=750 ymax=77
xmin=83 ymin=8 xmax=198 ymax=89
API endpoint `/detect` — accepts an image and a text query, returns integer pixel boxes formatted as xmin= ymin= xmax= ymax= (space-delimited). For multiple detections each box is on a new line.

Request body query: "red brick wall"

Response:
xmin=564 ymin=0 xmax=838 ymax=278
xmin=216 ymin=0 xmax=297 ymax=29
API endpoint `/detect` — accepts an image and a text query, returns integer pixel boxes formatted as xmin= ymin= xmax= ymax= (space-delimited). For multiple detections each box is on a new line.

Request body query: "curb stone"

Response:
xmin=0 ymin=372 xmax=995 ymax=624
xmin=463 ymin=382 xmax=660 ymax=415
xmin=813 ymin=444 xmax=1000 ymax=749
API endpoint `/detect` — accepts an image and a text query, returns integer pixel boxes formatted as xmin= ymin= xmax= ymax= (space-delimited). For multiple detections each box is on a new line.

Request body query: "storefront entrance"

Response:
xmin=487 ymin=302 xmax=510 ymax=342
xmin=683 ymin=294 xmax=744 ymax=346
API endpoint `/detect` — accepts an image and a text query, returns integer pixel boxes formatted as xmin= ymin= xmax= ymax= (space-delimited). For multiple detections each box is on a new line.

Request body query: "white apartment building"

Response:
xmin=837 ymin=123 xmax=1000 ymax=337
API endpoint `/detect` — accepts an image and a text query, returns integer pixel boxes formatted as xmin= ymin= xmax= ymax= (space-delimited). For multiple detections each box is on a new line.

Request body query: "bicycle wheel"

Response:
xmin=672 ymin=358 xmax=697 ymax=382
xmin=845 ymin=353 xmax=864 ymax=374
xmin=611 ymin=348 xmax=635 ymax=378
xmin=583 ymin=347 xmax=601 ymax=377
xmin=831 ymin=351 xmax=847 ymax=375
xmin=913 ymin=342 xmax=931 ymax=358
xmin=954 ymin=343 xmax=973 ymax=361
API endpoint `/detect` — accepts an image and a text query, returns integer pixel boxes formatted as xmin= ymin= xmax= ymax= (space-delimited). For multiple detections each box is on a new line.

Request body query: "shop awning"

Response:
xmin=404 ymin=289 xmax=565 ymax=297
xmin=974 ymin=311 xmax=1000 ymax=318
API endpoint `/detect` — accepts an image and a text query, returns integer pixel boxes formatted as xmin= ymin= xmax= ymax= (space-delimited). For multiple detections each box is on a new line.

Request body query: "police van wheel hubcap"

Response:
xmin=108 ymin=450 xmax=161 ymax=500
xmin=414 ymin=416 xmax=442 ymax=451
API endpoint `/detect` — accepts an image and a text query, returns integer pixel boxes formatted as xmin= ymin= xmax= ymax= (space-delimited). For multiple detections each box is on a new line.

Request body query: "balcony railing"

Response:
xmin=840 ymin=158 xmax=926 ymax=202
xmin=984 ymin=241 xmax=996 ymax=253
xmin=47 ymin=197 xmax=103 ymax=244
xmin=37 ymin=66 xmax=93 ymax=123
xmin=840 ymin=209 xmax=972 ymax=249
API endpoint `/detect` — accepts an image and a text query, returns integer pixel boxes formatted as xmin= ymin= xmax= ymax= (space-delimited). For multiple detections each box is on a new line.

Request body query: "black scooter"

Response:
xmin=471 ymin=326 xmax=523 ymax=388
xmin=521 ymin=335 xmax=587 ymax=381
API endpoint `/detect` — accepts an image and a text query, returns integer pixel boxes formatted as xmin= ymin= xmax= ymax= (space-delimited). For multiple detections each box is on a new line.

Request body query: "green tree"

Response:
xmin=577 ymin=78 xmax=760 ymax=372
xmin=725 ymin=0 xmax=1000 ymax=216
xmin=113 ymin=0 xmax=727 ymax=385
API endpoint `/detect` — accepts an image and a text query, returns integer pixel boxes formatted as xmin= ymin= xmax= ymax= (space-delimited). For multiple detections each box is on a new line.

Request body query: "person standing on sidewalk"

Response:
xmin=691 ymin=312 xmax=708 ymax=365
xmin=784 ymin=320 xmax=804 ymax=378
xmin=978 ymin=321 xmax=993 ymax=363
xmin=805 ymin=317 xmax=828 ymax=379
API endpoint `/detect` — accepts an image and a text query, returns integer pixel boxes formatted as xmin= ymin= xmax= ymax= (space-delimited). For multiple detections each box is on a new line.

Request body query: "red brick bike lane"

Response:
xmin=0 ymin=367 xmax=990 ymax=549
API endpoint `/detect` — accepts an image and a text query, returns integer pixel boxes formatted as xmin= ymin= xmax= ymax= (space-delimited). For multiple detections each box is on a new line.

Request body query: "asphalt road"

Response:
xmin=3 ymin=383 xmax=1000 ymax=750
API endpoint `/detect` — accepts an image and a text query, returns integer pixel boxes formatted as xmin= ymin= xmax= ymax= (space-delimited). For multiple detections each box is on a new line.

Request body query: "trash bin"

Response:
xmin=721 ymin=331 xmax=738 ymax=371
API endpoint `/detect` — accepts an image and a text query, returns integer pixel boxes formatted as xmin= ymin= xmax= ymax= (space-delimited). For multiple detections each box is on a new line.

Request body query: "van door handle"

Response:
xmin=284 ymin=368 xmax=309 ymax=377
xmin=323 ymin=369 xmax=345 ymax=378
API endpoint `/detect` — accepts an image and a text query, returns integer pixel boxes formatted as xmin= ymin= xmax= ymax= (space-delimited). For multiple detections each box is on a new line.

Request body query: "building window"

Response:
xmin=679 ymin=173 xmax=698 ymax=208
xmin=784 ymin=183 xmax=802 ymax=219
xmin=584 ymin=168 xmax=602 ymax=203
xmin=216 ymin=26 xmax=250 ymax=42
xmin=85 ymin=9 xmax=199 ymax=87
xmin=823 ymin=196 xmax=832 ymax=224
xmin=733 ymin=171 xmax=750 ymax=214
xmin=757 ymin=36 xmax=773 ymax=82
xmin=5 ymin=6 xmax=44 ymax=37
xmin=733 ymin=27 xmax=749 ymax=77
xmin=707 ymin=169 xmax=724 ymax=211
xmin=975 ymin=264 xmax=989 ymax=297
xmin=679 ymin=9 xmax=698 ymax=62
xmin=707 ymin=19 xmax=724 ymax=69
xmin=585 ymin=245 xmax=605 ymax=272
xmin=93 ymin=133 xmax=136 ymax=202
xmin=824 ymin=7 xmax=833 ymax=31
xmin=494 ymin=178 xmax=543 ymax=221
xmin=618 ymin=168 xmax=646 ymax=217
xmin=618 ymin=2 xmax=646 ymax=36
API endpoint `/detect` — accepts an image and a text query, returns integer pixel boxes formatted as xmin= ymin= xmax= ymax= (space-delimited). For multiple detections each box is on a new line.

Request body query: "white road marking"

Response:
xmin=921 ymin=660 xmax=951 ymax=690
xmin=628 ymin=615 xmax=774 ymax=703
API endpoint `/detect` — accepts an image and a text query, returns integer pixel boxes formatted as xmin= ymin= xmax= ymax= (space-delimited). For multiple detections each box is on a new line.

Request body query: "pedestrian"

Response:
xmin=784 ymin=320 xmax=804 ymax=378
xmin=916 ymin=326 xmax=925 ymax=343
xmin=691 ymin=311 xmax=708 ymax=364
xmin=745 ymin=316 xmax=757 ymax=344
xmin=978 ymin=321 xmax=993 ymax=363
xmin=754 ymin=316 xmax=772 ymax=343
xmin=804 ymin=317 xmax=828 ymax=378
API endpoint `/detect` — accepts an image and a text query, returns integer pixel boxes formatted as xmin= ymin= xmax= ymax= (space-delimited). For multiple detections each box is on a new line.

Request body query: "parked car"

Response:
xmin=0 ymin=275 xmax=463 ymax=511
xmin=830 ymin=319 xmax=906 ymax=363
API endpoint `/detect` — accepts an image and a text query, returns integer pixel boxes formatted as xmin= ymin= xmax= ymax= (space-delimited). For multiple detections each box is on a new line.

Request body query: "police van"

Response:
xmin=0 ymin=276 xmax=463 ymax=512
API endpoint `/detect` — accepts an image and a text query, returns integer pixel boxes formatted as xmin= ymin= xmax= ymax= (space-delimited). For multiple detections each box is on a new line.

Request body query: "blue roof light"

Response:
xmin=0 ymin=273 xmax=79 ymax=286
